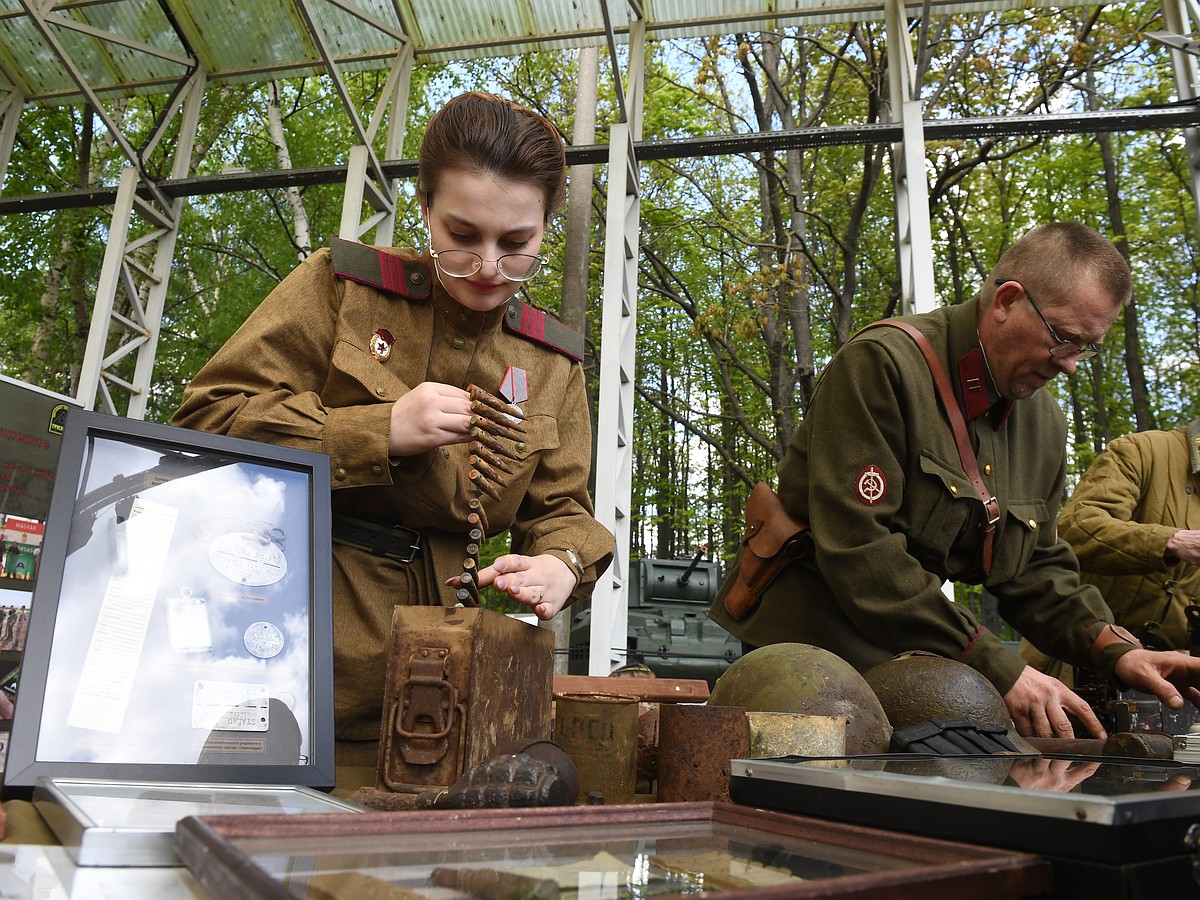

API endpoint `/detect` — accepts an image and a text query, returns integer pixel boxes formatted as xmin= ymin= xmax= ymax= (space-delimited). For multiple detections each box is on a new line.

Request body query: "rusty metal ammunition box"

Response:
xmin=378 ymin=607 xmax=553 ymax=793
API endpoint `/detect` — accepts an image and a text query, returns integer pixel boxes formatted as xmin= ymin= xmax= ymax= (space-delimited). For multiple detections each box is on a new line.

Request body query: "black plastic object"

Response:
xmin=890 ymin=717 xmax=1019 ymax=755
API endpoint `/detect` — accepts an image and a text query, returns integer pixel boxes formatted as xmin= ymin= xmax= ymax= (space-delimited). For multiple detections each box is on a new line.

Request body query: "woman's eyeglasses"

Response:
xmin=430 ymin=248 xmax=543 ymax=283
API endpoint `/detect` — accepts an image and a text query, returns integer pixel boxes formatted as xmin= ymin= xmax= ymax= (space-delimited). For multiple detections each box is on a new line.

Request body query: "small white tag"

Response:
xmin=166 ymin=589 xmax=212 ymax=653
xmin=192 ymin=681 xmax=270 ymax=732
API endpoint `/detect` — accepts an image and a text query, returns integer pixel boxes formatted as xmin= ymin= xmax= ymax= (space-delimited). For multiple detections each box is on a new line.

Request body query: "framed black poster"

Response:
xmin=0 ymin=375 xmax=79 ymax=649
xmin=5 ymin=409 xmax=334 ymax=792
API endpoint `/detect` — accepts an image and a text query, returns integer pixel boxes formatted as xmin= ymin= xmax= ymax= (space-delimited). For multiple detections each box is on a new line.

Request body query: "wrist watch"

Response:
xmin=561 ymin=548 xmax=584 ymax=583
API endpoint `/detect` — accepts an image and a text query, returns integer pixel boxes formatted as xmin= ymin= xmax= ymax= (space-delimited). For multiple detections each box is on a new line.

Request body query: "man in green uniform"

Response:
xmin=709 ymin=222 xmax=1200 ymax=739
xmin=1023 ymin=418 xmax=1200 ymax=680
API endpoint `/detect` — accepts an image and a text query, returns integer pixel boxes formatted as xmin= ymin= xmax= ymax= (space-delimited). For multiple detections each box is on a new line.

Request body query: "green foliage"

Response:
xmin=1 ymin=4 xmax=1197 ymax=577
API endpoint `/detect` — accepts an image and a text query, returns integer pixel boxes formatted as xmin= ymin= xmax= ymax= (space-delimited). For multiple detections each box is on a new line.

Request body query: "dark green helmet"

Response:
xmin=708 ymin=643 xmax=892 ymax=754
xmin=863 ymin=650 xmax=1011 ymax=731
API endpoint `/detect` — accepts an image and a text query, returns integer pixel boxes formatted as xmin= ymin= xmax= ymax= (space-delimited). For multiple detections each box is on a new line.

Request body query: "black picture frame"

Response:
xmin=4 ymin=409 xmax=334 ymax=793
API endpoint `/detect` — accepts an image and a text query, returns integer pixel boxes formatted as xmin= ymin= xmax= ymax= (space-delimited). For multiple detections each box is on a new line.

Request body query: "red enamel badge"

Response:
xmin=370 ymin=328 xmax=394 ymax=361
xmin=856 ymin=465 xmax=887 ymax=505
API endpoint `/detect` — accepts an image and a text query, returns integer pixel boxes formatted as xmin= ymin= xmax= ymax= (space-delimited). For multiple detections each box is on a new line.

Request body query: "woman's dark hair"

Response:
xmin=418 ymin=92 xmax=566 ymax=219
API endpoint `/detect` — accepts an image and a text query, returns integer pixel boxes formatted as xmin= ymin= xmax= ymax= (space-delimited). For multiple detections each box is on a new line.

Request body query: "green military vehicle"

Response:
xmin=568 ymin=550 xmax=741 ymax=686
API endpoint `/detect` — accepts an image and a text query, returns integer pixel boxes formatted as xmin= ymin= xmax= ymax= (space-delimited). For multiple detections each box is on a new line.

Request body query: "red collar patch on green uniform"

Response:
xmin=329 ymin=237 xmax=432 ymax=301
xmin=503 ymin=300 xmax=584 ymax=362
xmin=958 ymin=347 xmax=1013 ymax=427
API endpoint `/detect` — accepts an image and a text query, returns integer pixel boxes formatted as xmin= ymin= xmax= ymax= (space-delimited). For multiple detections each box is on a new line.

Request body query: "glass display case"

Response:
xmin=173 ymin=801 xmax=1051 ymax=898
xmin=34 ymin=777 xmax=362 ymax=866
xmin=731 ymin=754 xmax=1200 ymax=898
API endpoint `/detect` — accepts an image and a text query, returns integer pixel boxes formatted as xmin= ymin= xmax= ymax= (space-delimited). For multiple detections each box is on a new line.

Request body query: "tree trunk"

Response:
xmin=267 ymin=81 xmax=312 ymax=260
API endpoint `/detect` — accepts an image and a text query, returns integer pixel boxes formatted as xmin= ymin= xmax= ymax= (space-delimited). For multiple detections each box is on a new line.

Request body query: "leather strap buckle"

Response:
xmin=332 ymin=514 xmax=422 ymax=563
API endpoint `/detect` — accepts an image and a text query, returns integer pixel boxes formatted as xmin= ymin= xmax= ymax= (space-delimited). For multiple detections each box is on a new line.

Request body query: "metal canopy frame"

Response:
xmin=2 ymin=0 xmax=1200 ymax=673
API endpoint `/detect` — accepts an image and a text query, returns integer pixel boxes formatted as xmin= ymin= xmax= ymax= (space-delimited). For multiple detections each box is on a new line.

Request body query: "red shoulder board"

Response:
xmin=329 ymin=237 xmax=432 ymax=301
xmin=503 ymin=301 xmax=584 ymax=362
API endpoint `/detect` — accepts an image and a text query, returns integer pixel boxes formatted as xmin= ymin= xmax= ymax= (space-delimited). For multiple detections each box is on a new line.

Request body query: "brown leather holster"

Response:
xmin=723 ymin=482 xmax=810 ymax=621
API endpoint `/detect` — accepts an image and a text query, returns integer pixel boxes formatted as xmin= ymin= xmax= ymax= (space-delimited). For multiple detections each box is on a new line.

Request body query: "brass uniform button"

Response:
xmin=453 ymin=337 xmax=465 ymax=349
xmin=1028 ymin=519 xmax=1037 ymax=529
xmin=950 ymin=484 xmax=958 ymax=494
xmin=984 ymin=464 xmax=992 ymax=475
xmin=410 ymin=270 xmax=425 ymax=285
xmin=334 ymin=467 xmax=347 ymax=482
xmin=516 ymin=441 xmax=526 ymax=452
xmin=371 ymin=464 xmax=383 ymax=476
xmin=441 ymin=448 xmax=451 ymax=458
xmin=375 ymin=386 xmax=387 ymax=396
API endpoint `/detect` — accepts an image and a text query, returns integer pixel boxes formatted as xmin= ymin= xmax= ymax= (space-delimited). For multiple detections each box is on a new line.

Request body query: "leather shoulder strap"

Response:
xmin=503 ymin=300 xmax=584 ymax=362
xmin=329 ymin=237 xmax=433 ymax=301
xmin=859 ymin=320 xmax=999 ymax=576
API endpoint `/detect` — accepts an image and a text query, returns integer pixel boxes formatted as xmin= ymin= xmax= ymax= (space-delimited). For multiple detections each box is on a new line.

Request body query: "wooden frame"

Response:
xmin=174 ymin=801 xmax=1052 ymax=899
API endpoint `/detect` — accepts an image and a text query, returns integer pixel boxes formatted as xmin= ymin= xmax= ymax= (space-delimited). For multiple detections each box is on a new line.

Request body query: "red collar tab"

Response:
xmin=958 ymin=347 xmax=991 ymax=421
xmin=329 ymin=237 xmax=432 ymax=301
xmin=503 ymin=301 xmax=584 ymax=362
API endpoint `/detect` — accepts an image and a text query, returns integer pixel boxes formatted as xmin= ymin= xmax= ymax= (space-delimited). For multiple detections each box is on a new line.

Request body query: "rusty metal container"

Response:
xmin=378 ymin=607 xmax=553 ymax=793
xmin=553 ymin=693 xmax=639 ymax=804
xmin=657 ymin=704 xmax=748 ymax=803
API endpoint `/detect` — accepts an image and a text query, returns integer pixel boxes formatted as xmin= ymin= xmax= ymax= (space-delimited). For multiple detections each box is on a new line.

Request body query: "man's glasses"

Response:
xmin=994 ymin=280 xmax=1103 ymax=361
xmin=430 ymin=248 xmax=543 ymax=283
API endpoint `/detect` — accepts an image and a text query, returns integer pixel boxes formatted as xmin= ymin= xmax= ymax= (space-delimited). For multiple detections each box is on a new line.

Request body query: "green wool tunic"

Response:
xmin=708 ymin=298 xmax=1116 ymax=697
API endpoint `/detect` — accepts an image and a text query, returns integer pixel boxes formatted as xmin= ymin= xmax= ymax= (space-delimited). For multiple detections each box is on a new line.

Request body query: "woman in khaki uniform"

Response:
xmin=173 ymin=92 xmax=614 ymax=779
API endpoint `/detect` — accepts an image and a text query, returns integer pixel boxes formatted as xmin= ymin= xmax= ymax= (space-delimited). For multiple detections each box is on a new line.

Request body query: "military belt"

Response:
xmin=332 ymin=514 xmax=422 ymax=563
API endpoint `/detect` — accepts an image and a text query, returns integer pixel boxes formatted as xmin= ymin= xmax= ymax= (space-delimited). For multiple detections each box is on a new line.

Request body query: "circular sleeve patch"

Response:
xmin=856 ymin=465 xmax=887 ymax=505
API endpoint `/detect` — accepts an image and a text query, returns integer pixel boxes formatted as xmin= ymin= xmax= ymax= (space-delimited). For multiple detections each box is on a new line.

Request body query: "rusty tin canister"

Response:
xmin=553 ymin=693 xmax=639 ymax=804
xmin=657 ymin=704 xmax=749 ymax=803
xmin=746 ymin=711 xmax=847 ymax=763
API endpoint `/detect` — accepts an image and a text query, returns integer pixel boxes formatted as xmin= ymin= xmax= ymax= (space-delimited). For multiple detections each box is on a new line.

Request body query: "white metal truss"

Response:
xmin=78 ymin=70 xmax=206 ymax=417
xmin=1156 ymin=0 xmax=1200 ymax=240
xmin=0 ymin=83 xmax=22 ymax=187
xmin=885 ymin=0 xmax=937 ymax=315
xmin=14 ymin=0 xmax=204 ymax=416
xmin=590 ymin=15 xmax=646 ymax=675
xmin=291 ymin=0 xmax=408 ymax=247
xmin=340 ymin=45 xmax=413 ymax=245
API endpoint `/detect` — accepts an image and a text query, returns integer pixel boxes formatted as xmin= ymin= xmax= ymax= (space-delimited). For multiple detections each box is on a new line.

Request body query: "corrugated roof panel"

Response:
xmin=165 ymin=0 xmax=316 ymax=75
xmin=75 ymin=0 xmax=187 ymax=57
xmin=306 ymin=0 xmax=408 ymax=65
xmin=57 ymin=3 xmax=189 ymax=96
xmin=647 ymin=0 xmax=1095 ymax=32
xmin=0 ymin=0 xmax=1140 ymax=102
xmin=399 ymin=0 xmax=613 ymax=55
xmin=0 ymin=16 xmax=72 ymax=99
xmin=0 ymin=1 xmax=190 ymax=100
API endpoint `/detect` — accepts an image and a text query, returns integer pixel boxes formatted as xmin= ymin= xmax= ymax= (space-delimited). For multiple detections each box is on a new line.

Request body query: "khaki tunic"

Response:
xmin=708 ymin=299 xmax=1115 ymax=696
xmin=173 ymin=245 xmax=614 ymax=758
xmin=1022 ymin=421 xmax=1200 ymax=678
